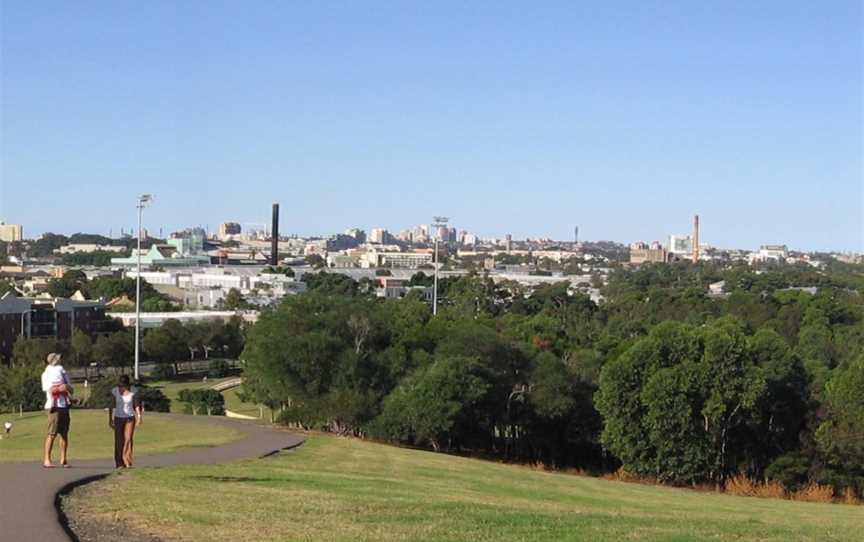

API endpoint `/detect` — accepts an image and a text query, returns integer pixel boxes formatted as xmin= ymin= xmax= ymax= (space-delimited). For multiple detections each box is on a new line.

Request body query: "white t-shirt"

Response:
xmin=111 ymin=387 xmax=138 ymax=418
xmin=41 ymin=365 xmax=71 ymax=410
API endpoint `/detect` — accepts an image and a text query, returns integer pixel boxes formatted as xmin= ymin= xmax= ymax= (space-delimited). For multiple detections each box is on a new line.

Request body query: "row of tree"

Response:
xmin=240 ymin=261 xmax=864 ymax=496
xmin=0 ymin=318 xmax=245 ymax=412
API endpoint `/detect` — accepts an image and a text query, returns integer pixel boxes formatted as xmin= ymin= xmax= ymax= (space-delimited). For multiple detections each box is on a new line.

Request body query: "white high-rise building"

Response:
xmin=668 ymin=235 xmax=693 ymax=255
xmin=369 ymin=228 xmax=388 ymax=244
xmin=0 ymin=223 xmax=23 ymax=242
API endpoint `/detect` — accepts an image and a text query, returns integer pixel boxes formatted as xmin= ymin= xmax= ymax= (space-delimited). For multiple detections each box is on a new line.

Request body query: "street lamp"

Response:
xmin=432 ymin=216 xmax=449 ymax=316
xmin=134 ymin=194 xmax=153 ymax=381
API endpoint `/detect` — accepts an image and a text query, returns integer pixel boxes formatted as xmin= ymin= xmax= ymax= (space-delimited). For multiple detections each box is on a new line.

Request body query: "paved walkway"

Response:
xmin=0 ymin=413 xmax=304 ymax=542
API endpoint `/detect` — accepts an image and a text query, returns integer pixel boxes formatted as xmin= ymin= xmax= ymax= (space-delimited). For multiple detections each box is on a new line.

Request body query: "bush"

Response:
xmin=150 ymin=363 xmax=175 ymax=380
xmin=136 ymin=386 xmax=171 ymax=412
xmin=177 ymin=388 xmax=225 ymax=416
xmin=84 ymin=377 xmax=170 ymax=412
xmin=765 ymin=453 xmax=811 ymax=491
xmin=207 ymin=359 xmax=231 ymax=378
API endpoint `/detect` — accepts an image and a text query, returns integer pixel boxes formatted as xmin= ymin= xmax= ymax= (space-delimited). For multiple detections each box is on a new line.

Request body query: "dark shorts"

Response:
xmin=47 ymin=407 xmax=70 ymax=437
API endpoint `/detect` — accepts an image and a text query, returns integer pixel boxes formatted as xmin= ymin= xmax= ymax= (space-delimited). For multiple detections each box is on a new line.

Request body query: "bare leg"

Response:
xmin=114 ymin=419 xmax=125 ymax=468
xmin=43 ymin=435 xmax=55 ymax=467
xmin=123 ymin=421 xmax=135 ymax=467
xmin=58 ymin=434 xmax=68 ymax=466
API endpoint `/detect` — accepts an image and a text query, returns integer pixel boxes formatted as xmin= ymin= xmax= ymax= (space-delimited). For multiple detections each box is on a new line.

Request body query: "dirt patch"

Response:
xmin=62 ymin=477 xmax=165 ymax=542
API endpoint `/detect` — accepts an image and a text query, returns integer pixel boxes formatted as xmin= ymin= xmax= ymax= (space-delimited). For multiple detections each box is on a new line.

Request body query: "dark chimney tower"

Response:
xmin=271 ymin=203 xmax=280 ymax=265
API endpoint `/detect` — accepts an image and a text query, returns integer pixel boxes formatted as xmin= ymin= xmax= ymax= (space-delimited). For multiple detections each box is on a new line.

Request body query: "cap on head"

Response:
xmin=46 ymin=353 xmax=62 ymax=366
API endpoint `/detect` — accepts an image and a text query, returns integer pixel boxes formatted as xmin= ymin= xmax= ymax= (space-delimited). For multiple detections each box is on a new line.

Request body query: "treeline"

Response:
xmin=240 ymin=262 xmax=864 ymax=497
xmin=2 ymin=233 xmax=165 ymax=260
xmin=47 ymin=270 xmax=178 ymax=311
xmin=0 ymin=318 xmax=245 ymax=412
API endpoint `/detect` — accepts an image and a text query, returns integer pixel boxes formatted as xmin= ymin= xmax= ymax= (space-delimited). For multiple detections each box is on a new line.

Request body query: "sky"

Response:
xmin=1 ymin=1 xmax=862 ymax=252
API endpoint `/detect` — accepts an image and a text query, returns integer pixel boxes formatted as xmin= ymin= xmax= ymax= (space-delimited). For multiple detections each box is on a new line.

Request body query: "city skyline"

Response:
xmin=1 ymin=2 xmax=862 ymax=252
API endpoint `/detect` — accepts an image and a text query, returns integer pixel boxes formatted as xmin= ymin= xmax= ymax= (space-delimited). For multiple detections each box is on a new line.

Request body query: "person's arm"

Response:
xmin=134 ymin=391 xmax=144 ymax=427
xmin=62 ymin=370 xmax=74 ymax=396
xmin=108 ymin=389 xmax=115 ymax=429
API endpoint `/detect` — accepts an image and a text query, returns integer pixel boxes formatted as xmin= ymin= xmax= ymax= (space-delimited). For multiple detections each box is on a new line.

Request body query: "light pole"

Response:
xmin=134 ymin=194 xmax=153 ymax=381
xmin=432 ymin=216 xmax=448 ymax=316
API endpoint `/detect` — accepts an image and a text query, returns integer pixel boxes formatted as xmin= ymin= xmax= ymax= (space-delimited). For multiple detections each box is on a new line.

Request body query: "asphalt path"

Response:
xmin=0 ymin=413 xmax=303 ymax=541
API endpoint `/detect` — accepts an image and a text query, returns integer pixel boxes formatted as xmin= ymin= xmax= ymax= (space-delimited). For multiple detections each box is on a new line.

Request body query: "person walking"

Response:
xmin=41 ymin=353 xmax=73 ymax=468
xmin=108 ymin=375 xmax=143 ymax=468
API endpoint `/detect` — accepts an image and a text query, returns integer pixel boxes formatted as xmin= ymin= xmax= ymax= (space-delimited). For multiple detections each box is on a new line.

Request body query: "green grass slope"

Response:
xmin=72 ymin=434 xmax=863 ymax=542
xmin=0 ymin=410 xmax=240 ymax=463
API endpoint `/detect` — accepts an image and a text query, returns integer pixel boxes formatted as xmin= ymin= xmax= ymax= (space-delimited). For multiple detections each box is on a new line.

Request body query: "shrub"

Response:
xmin=177 ymin=388 xmax=225 ymax=416
xmin=84 ymin=377 xmax=170 ymax=412
xmin=150 ymin=363 xmax=175 ymax=380
xmin=765 ymin=452 xmax=810 ymax=491
xmin=136 ymin=386 xmax=171 ymax=412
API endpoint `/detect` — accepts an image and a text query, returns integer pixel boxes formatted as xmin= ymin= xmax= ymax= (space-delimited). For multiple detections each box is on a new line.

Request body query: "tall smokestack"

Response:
xmin=692 ymin=214 xmax=700 ymax=263
xmin=271 ymin=203 xmax=280 ymax=266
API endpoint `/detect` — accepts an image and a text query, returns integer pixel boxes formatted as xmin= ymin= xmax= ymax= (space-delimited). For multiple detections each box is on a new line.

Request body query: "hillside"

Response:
xmin=66 ymin=433 xmax=863 ymax=542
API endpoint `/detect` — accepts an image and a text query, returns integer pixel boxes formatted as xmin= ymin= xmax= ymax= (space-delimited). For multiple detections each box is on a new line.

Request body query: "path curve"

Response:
xmin=0 ymin=412 xmax=303 ymax=542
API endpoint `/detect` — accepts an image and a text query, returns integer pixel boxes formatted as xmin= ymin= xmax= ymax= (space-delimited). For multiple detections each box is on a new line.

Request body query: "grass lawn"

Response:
xmin=0 ymin=410 xmax=241 ymax=463
xmin=69 ymin=434 xmax=863 ymax=542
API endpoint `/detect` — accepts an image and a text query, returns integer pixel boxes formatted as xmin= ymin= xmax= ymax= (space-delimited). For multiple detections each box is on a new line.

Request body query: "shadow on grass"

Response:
xmin=189 ymin=475 xmax=281 ymax=483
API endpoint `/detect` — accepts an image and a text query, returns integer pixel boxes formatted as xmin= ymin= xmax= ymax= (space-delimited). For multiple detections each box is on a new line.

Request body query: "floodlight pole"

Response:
xmin=431 ymin=216 xmax=449 ymax=316
xmin=134 ymin=194 xmax=152 ymax=381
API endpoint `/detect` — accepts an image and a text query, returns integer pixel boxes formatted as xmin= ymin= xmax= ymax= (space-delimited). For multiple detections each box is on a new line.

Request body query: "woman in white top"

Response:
xmin=108 ymin=375 xmax=143 ymax=468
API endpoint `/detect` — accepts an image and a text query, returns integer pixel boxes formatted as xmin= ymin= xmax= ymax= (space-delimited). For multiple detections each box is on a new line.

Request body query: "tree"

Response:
xmin=371 ymin=356 xmax=489 ymax=452
xmin=305 ymin=254 xmax=326 ymax=269
xmin=69 ymin=330 xmax=93 ymax=371
xmin=47 ymin=270 xmax=88 ymax=298
xmin=816 ymin=356 xmax=864 ymax=492
xmin=143 ymin=319 xmax=189 ymax=375
xmin=596 ymin=320 xmax=779 ymax=485
xmin=93 ymin=331 xmax=134 ymax=371
xmin=223 ymin=288 xmax=247 ymax=310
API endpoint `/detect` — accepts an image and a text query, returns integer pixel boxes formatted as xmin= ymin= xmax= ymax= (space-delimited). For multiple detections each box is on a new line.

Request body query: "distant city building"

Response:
xmin=668 ymin=235 xmax=694 ymax=255
xmin=412 ymin=225 xmax=430 ymax=244
xmin=327 ymin=254 xmax=362 ymax=268
xmin=219 ymin=222 xmax=242 ymax=239
xmin=363 ymin=250 xmax=433 ymax=269
xmin=749 ymin=245 xmax=789 ymax=264
xmin=55 ymin=244 xmax=127 ymax=254
xmin=630 ymin=242 xmax=668 ymax=264
xmin=111 ymin=237 xmax=210 ymax=267
xmin=462 ymin=232 xmax=478 ymax=246
xmin=0 ymin=291 xmax=109 ymax=360
xmin=369 ymin=228 xmax=389 ymax=244
xmin=0 ymin=223 xmax=23 ymax=242
xmin=344 ymin=228 xmax=366 ymax=241
xmin=397 ymin=229 xmax=413 ymax=243
xmin=505 ymin=234 xmax=513 ymax=253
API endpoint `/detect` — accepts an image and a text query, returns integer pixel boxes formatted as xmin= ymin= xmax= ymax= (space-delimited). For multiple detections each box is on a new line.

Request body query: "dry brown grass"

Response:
xmin=792 ymin=483 xmax=835 ymax=503
xmin=842 ymin=487 xmax=861 ymax=506
xmin=716 ymin=475 xmax=787 ymax=500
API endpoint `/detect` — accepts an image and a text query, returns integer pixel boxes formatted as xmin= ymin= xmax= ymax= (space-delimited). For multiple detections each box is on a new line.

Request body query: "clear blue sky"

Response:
xmin=1 ymin=1 xmax=862 ymax=251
